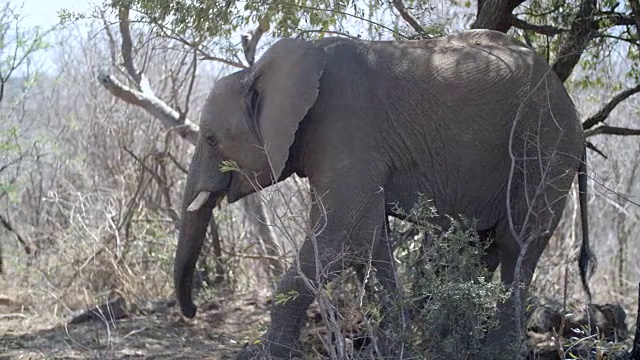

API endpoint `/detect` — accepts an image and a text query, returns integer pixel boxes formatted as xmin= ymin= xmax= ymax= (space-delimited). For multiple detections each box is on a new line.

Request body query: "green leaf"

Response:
xmin=219 ymin=160 xmax=239 ymax=173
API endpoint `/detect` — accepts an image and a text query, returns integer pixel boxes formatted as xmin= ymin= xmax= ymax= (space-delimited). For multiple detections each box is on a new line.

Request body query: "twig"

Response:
xmin=180 ymin=47 xmax=198 ymax=121
xmin=295 ymin=29 xmax=360 ymax=39
xmin=286 ymin=3 xmax=408 ymax=39
xmin=510 ymin=16 xmax=567 ymax=36
xmin=150 ymin=21 xmax=247 ymax=69
xmin=391 ymin=0 xmax=426 ymax=38
xmin=583 ymin=83 xmax=640 ymax=129
xmin=585 ymin=141 xmax=608 ymax=159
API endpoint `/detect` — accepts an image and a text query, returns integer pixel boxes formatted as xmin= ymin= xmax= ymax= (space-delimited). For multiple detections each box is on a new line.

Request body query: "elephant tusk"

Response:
xmin=187 ymin=191 xmax=211 ymax=212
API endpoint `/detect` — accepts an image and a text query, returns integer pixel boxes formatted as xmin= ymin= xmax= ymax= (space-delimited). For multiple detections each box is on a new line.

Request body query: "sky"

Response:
xmin=17 ymin=0 xmax=92 ymax=28
xmin=11 ymin=0 xmax=94 ymax=74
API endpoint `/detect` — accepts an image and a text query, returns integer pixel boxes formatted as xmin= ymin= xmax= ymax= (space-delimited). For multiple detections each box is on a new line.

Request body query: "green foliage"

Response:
xmin=108 ymin=0 xmax=356 ymax=39
xmin=219 ymin=160 xmax=239 ymax=173
xmin=0 ymin=1 xmax=51 ymax=202
xmin=393 ymin=196 xmax=510 ymax=358
xmin=273 ymin=290 xmax=299 ymax=305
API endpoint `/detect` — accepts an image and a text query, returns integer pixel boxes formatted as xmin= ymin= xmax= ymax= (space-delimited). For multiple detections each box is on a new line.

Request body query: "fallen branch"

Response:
xmin=68 ymin=296 xmax=128 ymax=325
xmin=583 ymin=83 xmax=640 ymax=130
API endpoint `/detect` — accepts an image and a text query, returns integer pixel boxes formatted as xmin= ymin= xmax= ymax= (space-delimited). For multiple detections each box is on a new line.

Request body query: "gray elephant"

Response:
xmin=174 ymin=29 xmax=595 ymax=358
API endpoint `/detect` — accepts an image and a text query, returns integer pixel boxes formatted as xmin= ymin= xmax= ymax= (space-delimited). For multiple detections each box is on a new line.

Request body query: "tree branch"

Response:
xmin=392 ymin=0 xmax=426 ymax=38
xmin=150 ymin=21 xmax=247 ymax=69
xmin=583 ymin=83 xmax=640 ymax=129
xmin=471 ymin=0 xmax=526 ymax=32
xmin=551 ymin=0 xmax=598 ymax=82
xmin=98 ymin=72 xmax=199 ymax=145
xmin=0 ymin=213 xmax=31 ymax=255
xmin=98 ymin=2 xmax=199 ymax=145
xmin=241 ymin=15 xmax=270 ymax=66
xmin=118 ymin=5 xmax=141 ymax=84
xmin=597 ymin=12 xmax=636 ymax=27
xmin=510 ymin=16 xmax=567 ymax=36
xmin=584 ymin=125 xmax=640 ymax=138
xmin=586 ymin=141 xmax=608 ymax=159
xmin=629 ymin=0 xmax=640 ymax=29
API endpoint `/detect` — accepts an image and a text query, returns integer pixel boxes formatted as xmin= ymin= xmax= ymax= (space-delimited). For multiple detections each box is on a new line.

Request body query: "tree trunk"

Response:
xmin=241 ymin=194 xmax=286 ymax=278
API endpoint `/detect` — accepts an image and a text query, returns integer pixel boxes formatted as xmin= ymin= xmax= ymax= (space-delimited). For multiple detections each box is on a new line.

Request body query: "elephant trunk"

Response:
xmin=173 ymin=191 xmax=218 ymax=318
xmin=173 ymin=141 xmax=229 ymax=318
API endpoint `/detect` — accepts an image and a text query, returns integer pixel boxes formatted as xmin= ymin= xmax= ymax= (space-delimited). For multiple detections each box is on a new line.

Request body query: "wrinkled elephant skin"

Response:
xmin=173 ymin=29 xmax=594 ymax=359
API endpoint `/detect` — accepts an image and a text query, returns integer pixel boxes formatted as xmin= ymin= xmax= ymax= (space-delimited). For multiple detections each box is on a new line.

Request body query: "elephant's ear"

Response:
xmin=250 ymin=38 xmax=326 ymax=179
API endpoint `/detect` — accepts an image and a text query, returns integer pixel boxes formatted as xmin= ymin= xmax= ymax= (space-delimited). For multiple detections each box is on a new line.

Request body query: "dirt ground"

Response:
xmin=0 ymin=295 xmax=270 ymax=360
xmin=1 ymin=293 xmax=636 ymax=360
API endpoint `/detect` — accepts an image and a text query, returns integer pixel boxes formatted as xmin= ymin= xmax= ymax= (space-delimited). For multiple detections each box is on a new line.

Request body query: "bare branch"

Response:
xmin=597 ymin=12 xmax=636 ymax=27
xmin=118 ymin=4 xmax=141 ymax=84
xmin=0 ymin=214 xmax=31 ymax=255
xmin=151 ymin=22 xmax=246 ymax=69
xmin=198 ymin=53 xmax=247 ymax=68
xmin=510 ymin=16 xmax=567 ymax=36
xmin=551 ymin=0 xmax=598 ymax=82
xmin=100 ymin=10 xmax=118 ymax=68
xmin=585 ymin=125 xmax=640 ymax=137
xmin=97 ymin=72 xmax=199 ymax=145
xmin=583 ymin=83 xmax=640 ymax=129
xmin=391 ymin=0 xmax=426 ymax=38
xmin=586 ymin=141 xmax=608 ymax=158
xmin=595 ymin=34 xmax=640 ymax=47
xmin=241 ymin=15 xmax=270 ymax=66
xmin=180 ymin=47 xmax=198 ymax=121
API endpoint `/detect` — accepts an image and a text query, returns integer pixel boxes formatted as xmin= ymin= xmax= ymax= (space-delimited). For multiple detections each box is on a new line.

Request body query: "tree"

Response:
xmin=57 ymin=0 xmax=640 ymax=318
xmin=0 ymin=1 xmax=50 ymax=274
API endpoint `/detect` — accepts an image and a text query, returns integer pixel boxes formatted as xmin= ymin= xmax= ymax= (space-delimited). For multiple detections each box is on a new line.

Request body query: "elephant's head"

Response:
xmin=174 ymin=39 xmax=326 ymax=318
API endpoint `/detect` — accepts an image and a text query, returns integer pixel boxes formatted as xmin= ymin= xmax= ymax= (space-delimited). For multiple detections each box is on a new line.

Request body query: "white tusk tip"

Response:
xmin=187 ymin=191 xmax=211 ymax=212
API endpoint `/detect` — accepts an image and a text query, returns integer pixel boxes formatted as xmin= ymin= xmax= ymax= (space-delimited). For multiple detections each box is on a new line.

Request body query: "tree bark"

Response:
xmin=550 ymin=0 xmax=598 ymax=82
xmin=471 ymin=0 xmax=526 ymax=32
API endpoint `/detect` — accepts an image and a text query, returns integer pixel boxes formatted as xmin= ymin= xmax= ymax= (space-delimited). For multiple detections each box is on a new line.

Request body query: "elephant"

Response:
xmin=173 ymin=29 xmax=595 ymax=358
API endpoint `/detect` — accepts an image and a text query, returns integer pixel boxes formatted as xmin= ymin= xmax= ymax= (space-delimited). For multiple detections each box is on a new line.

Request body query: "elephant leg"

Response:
xmin=480 ymin=218 xmax=557 ymax=359
xmin=236 ymin=180 xmax=389 ymax=359
xmin=478 ymin=227 xmax=500 ymax=276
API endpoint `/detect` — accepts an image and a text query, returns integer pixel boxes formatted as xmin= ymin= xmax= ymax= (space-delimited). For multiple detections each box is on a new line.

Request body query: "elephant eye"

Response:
xmin=206 ymin=135 xmax=218 ymax=148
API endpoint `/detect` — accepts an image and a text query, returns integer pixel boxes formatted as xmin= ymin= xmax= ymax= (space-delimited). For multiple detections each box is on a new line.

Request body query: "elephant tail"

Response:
xmin=578 ymin=148 xmax=596 ymax=301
